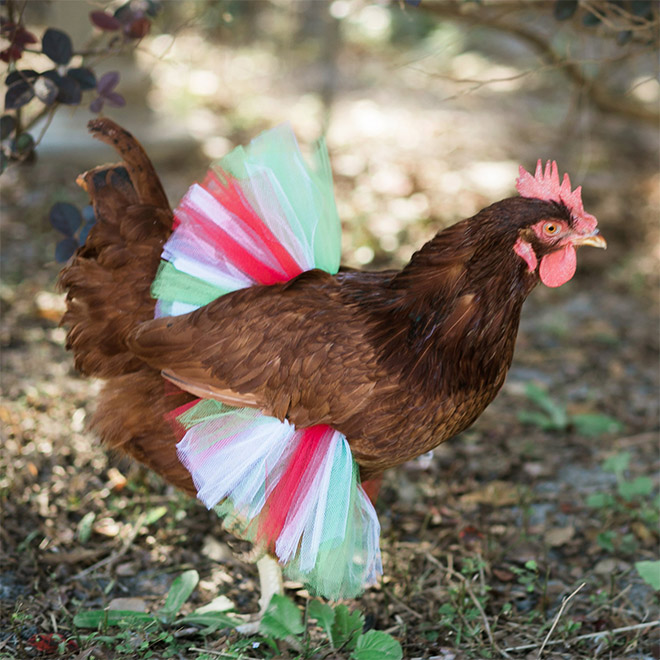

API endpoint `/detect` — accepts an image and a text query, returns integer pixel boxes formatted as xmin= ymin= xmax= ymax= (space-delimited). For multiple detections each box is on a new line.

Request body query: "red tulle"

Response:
xmin=204 ymin=172 xmax=303 ymax=280
xmin=258 ymin=425 xmax=333 ymax=549
xmin=166 ymin=399 xmax=201 ymax=439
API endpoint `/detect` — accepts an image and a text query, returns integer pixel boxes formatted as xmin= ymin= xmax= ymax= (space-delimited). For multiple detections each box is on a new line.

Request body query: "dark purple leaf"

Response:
xmin=42 ymin=28 xmax=73 ymax=65
xmin=97 ymin=71 xmax=120 ymax=96
xmin=41 ymin=69 xmax=80 ymax=104
xmin=113 ymin=2 xmax=135 ymax=23
xmin=78 ymin=224 xmax=91 ymax=246
xmin=0 ymin=114 xmax=15 ymax=139
xmin=41 ymin=69 xmax=63 ymax=84
xmin=67 ymin=67 xmax=97 ymax=91
xmin=2 ymin=22 xmax=38 ymax=46
xmin=79 ymin=220 xmax=96 ymax=246
xmin=104 ymin=91 xmax=126 ymax=108
xmin=55 ymin=76 xmax=82 ymax=105
xmin=631 ymin=0 xmax=653 ymax=17
xmin=145 ymin=1 xmax=162 ymax=18
xmin=82 ymin=205 xmax=96 ymax=225
xmin=50 ymin=202 xmax=82 ymax=237
xmin=582 ymin=11 xmax=601 ymax=26
xmin=14 ymin=132 xmax=34 ymax=155
xmin=55 ymin=237 xmax=79 ymax=262
xmin=553 ymin=0 xmax=578 ymax=20
xmin=34 ymin=76 xmax=59 ymax=105
xmin=5 ymin=69 xmax=38 ymax=86
xmin=0 ymin=46 xmax=22 ymax=63
xmin=89 ymin=10 xmax=122 ymax=31
xmin=13 ymin=27 xmax=38 ymax=48
xmin=616 ymin=30 xmax=632 ymax=45
xmin=125 ymin=16 xmax=150 ymax=39
xmin=5 ymin=79 xmax=34 ymax=110
xmin=89 ymin=97 xmax=104 ymax=114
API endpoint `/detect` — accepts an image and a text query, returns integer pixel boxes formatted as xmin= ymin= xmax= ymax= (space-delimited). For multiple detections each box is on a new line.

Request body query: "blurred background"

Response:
xmin=2 ymin=0 xmax=658 ymax=279
xmin=1 ymin=1 xmax=658 ymax=657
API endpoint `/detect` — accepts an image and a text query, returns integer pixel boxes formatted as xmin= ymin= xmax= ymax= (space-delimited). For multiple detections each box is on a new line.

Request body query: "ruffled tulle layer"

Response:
xmin=151 ymin=124 xmax=382 ymax=598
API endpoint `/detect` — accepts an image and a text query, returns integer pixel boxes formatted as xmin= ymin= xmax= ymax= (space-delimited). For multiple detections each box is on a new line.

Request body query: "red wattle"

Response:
xmin=539 ymin=244 xmax=577 ymax=288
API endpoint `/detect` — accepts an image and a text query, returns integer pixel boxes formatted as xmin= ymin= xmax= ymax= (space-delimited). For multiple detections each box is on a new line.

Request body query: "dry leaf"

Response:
xmin=544 ymin=526 xmax=575 ymax=547
xmin=460 ymin=480 xmax=521 ymax=507
xmin=93 ymin=518 xmax=121 ymax=538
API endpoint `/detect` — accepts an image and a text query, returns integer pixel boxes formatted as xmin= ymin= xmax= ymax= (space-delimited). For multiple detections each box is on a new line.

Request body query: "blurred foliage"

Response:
xmin=2 ymin=0 xmax=657 ymax=172
xmin=1 ymin=0 xmax=160 ymax=171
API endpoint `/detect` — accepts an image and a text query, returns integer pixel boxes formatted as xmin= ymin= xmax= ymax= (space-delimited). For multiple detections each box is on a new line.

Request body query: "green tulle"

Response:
xmin=214 ymin=124 xmax=341 ymax=275
xmin=151 ymin=261 xmax=233 ymax=309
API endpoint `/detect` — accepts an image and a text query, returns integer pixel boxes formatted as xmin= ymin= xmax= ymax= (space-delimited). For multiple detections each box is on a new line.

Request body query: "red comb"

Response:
xmin=516 ymin=160 xmax=597 ymax=233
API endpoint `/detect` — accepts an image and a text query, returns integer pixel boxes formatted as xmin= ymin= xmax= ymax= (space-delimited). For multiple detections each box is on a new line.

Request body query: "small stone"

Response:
xmin=201 ymin=536 xmax=231 ymax=562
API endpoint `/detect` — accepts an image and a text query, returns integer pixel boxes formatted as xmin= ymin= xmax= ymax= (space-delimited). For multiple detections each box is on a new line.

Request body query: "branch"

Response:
xmin=417 ymin=1 xmax=659 ymax=126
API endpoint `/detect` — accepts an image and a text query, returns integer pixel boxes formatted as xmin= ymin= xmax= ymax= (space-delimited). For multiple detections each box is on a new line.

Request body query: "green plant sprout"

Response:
xmin=73 ymin=570 xmax=403 ymax=659
xmin=585 ymin=451 xmax=659 ymax=591
xmin=517 ymin=383 xmax=623 ymax=436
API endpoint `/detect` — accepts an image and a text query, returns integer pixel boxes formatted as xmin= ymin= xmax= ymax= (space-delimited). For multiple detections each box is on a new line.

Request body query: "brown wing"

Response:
xmin=128 ymin=269 xmax=391 ymax=431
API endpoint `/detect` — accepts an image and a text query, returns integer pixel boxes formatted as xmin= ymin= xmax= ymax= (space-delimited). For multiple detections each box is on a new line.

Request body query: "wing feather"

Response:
xmin=128 ymin=270 xmax=387 ymax=430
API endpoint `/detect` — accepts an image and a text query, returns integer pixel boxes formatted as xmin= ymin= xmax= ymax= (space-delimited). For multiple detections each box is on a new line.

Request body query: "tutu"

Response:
xmin=151 ymin=124 xmax=382 ymax=598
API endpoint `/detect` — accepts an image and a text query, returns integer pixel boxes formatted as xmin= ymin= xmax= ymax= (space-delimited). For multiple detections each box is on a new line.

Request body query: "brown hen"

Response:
xmin=60 ymin=119 xmax=605 ymax=614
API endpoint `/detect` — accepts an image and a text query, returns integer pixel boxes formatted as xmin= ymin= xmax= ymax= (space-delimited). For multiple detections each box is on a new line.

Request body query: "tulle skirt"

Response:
xmin=151 ymin=124 xmax=382 ymax=599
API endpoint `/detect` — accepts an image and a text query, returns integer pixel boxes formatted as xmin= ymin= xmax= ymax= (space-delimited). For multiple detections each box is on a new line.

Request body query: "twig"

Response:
xmin=70 ymin=512 xmax=146 ymax=580
xmin=190 ymin=649 xmax=259 ymax=659
xmin=504 ymin=620 xmax=660 ymax=653
xmin=417 ymin=2 xmax=660 ymax=126
xmin=425 ymin=552 xmax=513 ymax=659
xmin=383 ymin=587 xmax=424 ymax=619
xmin=537 ymin=583 xmax=585 ymax=658
xmin=585 ymin=583 xmax=632 ymax=619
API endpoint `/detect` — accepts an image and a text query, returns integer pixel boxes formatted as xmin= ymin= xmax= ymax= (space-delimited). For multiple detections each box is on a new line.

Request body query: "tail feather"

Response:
xmin=59 ymin=120 xmax=173 ymax=378
xmin=59 ymin=119 xmax=195 ymax=493
xmin=86 ymin=118 xmax=170 ymax=213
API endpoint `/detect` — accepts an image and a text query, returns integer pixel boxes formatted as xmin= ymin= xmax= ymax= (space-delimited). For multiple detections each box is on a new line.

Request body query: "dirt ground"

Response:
xmin=1 ymin=3 xmax=659 ymax=659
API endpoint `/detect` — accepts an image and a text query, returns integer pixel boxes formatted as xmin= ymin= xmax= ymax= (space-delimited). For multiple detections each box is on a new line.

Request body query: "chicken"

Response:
xmin=60 ymin=119 xmax=605 ymax=621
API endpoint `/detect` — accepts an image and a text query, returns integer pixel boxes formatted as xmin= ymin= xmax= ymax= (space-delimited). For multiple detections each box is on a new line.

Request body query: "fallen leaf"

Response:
xmin=594 ymin=558 xmax=617 ymax=575
xmin=460 ymin=480 xmax=521 ymax=507
xmin=493 ymin=567 xmax=515 ymax=582
xmin=93 ymin=518 xmax=121 ymax=537
xmin=116 ymin=562 xmax=138 ymax=576
xmin=632 ymin=521 xmax=656 ymax=546
xmin=195 ymin=594 xmax=235 ymax=613
xmin=544 ymin=526 xmax=575 ymax=547
xmin=41 ymin=547 xmax=106 ymax=564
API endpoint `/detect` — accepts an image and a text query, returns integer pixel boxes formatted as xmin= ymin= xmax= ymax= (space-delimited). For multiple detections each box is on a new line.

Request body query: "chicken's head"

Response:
xmin=513 ymin=160 xmax=606 ymax=287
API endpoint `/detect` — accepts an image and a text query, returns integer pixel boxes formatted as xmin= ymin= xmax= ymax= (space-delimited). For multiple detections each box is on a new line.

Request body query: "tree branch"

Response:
xmin=418 ymin=1 xmax=659 ymax=126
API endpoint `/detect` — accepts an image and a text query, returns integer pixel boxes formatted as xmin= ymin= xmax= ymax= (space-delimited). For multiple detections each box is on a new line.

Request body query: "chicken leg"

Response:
xmin=236 ymin=554 xmax=284 ymax=635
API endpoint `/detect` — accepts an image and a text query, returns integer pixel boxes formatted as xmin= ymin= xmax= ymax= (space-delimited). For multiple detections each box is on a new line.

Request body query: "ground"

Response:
xmin=1 ymin=3 xmax=659 ymax=658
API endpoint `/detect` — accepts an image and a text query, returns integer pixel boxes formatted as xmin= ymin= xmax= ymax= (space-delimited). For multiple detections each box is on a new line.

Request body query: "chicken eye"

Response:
xmin=543 ymin=222 xmax=560 ymax=236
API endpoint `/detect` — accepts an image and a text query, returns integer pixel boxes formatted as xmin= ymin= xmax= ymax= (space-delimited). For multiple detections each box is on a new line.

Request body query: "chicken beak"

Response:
xmin=572 ymin=231 xmax=607 ymax=250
